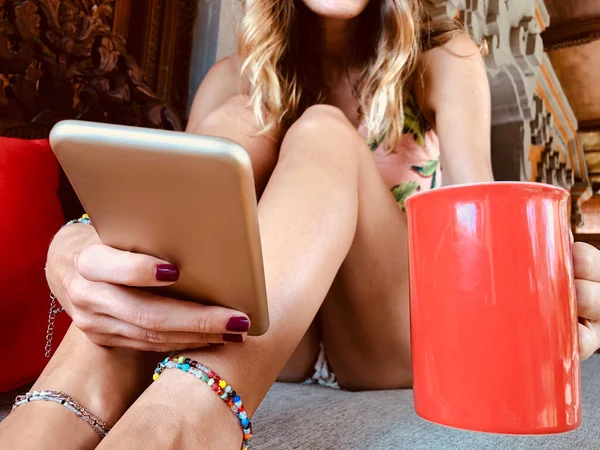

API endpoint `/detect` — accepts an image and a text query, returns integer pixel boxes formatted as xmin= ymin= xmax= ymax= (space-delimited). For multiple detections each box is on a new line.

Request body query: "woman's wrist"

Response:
xmin=50 ymin=223 xmax=99 ymax=257
xmin=48 ymin=224 xmax=98 ymax=269
xmin=46 ymin=224 xmax=99 ymax=293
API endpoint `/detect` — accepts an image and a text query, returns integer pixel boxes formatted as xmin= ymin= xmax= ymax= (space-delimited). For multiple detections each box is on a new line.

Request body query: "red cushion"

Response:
xmin=0 ymin=137 xmax=71 ymax=392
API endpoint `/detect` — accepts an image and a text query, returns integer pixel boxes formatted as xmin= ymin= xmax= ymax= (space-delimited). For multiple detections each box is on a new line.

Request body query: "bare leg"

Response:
xmin=99 ymin=104 xmax=406 ymax=448
xmin=277 ymin=320 xmax=321 ymax=383
xmin=0 ymin=325 xmax=155 ymax=450
xmin=281 ymin=140 xmax=413 ymax=390
xmin=318 ymin=147 xmax=413 ymax=390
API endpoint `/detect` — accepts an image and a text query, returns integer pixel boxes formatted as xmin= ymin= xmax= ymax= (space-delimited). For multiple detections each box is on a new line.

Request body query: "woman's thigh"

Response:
xmin=277 ymin=127 xmax=412 ymax=390
xmin=320 ymin=153 xmax=412 ymax=391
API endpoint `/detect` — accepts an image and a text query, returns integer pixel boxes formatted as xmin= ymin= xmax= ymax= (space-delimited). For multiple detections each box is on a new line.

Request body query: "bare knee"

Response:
xmin=299 ymin=104 xmax=349 ymax=125
xmin=286 ymin=105 xmax=359 ymax=144
xmin=196 ymin=95 xmax=260 ymax=134
xmin=279 ymin=105 xmax=367 ymax=172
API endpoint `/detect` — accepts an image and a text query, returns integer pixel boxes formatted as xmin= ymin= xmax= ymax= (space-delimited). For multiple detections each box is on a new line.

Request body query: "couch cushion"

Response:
xmin=252 ymin=355 xmax=600 ymax=449
xmin=0 ymin=137 xmax=70 ymax=392
xmin=0 ymin=357 xmax=598 ymax=447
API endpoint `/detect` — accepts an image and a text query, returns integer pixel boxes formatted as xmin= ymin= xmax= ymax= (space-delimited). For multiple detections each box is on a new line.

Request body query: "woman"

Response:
xmin=2 ymin=0 xmax=599 ymax=448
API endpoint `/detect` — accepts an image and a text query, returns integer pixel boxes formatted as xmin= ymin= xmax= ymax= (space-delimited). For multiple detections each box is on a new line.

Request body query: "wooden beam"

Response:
xmin=580 ymin=119 xmax=600 ymax=132
xmin=586 ymin=153 xmax=600 ymax=174
xmin=543 ymin=18 xmax=600 ymax=51
xmin=575 ymin=234 xmax=600 ymax=249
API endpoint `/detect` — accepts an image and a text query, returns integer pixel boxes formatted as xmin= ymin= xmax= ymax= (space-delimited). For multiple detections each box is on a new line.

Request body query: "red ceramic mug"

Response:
xmin=405 ymin=182 xmax=581 ymax=434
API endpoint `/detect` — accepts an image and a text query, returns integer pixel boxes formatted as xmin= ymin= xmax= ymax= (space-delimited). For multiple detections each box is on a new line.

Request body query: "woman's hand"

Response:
xmin=574 ymin=241 xmax=600 ymax=360
xmin=46 ymin=224 xmax=250 ymax=351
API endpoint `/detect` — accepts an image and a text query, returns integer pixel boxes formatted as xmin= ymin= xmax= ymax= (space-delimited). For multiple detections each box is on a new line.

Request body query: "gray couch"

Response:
xmin=2 ymin=356 xmax=599 ymax=449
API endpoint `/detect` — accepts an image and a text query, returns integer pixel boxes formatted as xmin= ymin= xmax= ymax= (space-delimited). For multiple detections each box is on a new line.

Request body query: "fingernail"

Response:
xmin=226 ymin=316 xmax=250 ymax=332
xmin=223 ymin=333 xmax=244 ymax=343
xmin=156 ymin=264 xmax=179 ymax=282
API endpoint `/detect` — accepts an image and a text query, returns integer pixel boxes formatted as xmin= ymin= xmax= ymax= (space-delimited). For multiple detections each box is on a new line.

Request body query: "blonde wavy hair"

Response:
xmin=238 ymin=0 xmax=465 ymax=150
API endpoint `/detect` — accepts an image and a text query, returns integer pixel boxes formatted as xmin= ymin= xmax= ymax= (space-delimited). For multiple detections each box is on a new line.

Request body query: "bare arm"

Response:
xmin=414 ymin=34 xmax=494 ymax=185
xmin=186 ymin=56 xmax=279 ymax=195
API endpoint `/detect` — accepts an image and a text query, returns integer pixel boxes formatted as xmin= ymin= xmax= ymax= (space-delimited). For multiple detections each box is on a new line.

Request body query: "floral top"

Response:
xmin=360 ymin=94 xmax=441 ymax=210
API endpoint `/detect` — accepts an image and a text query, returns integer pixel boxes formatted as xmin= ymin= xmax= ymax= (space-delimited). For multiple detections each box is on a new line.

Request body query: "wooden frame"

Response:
xmin=112 ymin=0 xmax=198 ymax=121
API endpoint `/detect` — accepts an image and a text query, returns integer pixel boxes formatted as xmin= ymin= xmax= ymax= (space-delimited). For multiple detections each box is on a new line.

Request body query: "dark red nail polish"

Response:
xmin=223 ymin=333 xmax=244 ymax=343
xmin=156 ymin=264 xmax=179 ymax=282
xmin=226 ymin=316 xmax=250 ymax=332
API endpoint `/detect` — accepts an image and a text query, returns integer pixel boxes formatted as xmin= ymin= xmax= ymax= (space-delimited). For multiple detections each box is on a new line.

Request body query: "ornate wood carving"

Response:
xmin=0 ymin=0 xmax=182 ymax=139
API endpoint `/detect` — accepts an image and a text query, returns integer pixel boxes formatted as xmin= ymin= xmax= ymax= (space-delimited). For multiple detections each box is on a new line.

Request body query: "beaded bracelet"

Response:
xmin=62 ymin=213 xmax=92 ymax=228
xmin=154 ymin=356 xmax=253 ymax=450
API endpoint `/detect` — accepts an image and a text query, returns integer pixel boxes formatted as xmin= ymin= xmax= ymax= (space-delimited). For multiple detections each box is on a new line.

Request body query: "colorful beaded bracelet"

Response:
xmin=153 ymin=356 xmax=253 ymax=450
xmin=62 ymin=213 xmax=92 ymax=228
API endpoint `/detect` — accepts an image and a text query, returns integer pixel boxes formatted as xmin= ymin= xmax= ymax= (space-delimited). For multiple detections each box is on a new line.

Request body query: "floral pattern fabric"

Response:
xmin=362 ymin=93 xmax=441 ymax=210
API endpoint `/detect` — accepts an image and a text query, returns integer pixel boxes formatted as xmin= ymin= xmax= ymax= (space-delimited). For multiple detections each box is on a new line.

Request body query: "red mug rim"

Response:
xmin=404 ymin=181 xmax=570 ymax=207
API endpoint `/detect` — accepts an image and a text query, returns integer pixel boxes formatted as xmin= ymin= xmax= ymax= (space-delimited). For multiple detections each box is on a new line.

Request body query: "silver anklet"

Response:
xmin=12 ymin=389 xmax=111 ymax=438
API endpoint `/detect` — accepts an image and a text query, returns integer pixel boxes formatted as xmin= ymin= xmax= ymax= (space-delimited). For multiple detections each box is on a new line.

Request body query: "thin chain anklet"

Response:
xmin=12 ymin=389 xmax=110 ymax=438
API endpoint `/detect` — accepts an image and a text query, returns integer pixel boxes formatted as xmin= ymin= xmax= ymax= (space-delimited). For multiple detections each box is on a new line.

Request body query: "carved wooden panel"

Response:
xmin=0 ymin=0 xmax=187 ymax=139
xmin=536 ymin=144 xmax=575 ymax=189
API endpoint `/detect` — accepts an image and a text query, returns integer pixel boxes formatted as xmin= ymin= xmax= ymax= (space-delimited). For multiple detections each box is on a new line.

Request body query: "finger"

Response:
xmin=91 ymin=282 xmax=251 ymax=334
xmin=575 ymin=279 xmax=600 ymax=321
xmin=578 ymin=320 xmax=600 ymax=361
xmin=67 ymin=296 xmax=247 ymax=345
xmin=573 ymin=242 xmax=600 ymax=283
xmin=76 ymin=244 xmax=180 ymax=287
xmin=86 ymin=333 xmax=215 ymax=352
xmin=112 ymin=320 xmax=244 ymax=345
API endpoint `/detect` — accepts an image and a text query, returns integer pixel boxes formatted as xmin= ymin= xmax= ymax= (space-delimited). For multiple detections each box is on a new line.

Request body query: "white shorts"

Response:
xmin=302 ymin=343 xmax=340 ymax=389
